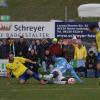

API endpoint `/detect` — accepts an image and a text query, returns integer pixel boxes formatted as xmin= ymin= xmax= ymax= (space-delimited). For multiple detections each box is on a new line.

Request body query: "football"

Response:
xmin=68 ymin=78 xmax=76 ymax=85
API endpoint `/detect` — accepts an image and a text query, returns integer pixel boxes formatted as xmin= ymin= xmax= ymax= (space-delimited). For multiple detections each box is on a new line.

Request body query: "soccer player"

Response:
xmin=43 ymin=56 xmax=83 ymax=84
xmin=6 ymin=52 xmax=45 ymax=85
xmin=89 ymin=25 xmax=100 ymax=85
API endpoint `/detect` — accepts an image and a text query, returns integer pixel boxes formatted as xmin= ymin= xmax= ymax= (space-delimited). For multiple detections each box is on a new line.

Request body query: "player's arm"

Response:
xmin=6 ymin=69 xmax=11 ymax=85
xmin=17 ymin=57 xmax=37 ymax=64
xmin=25 ymin=59 xmax=37 ymax=64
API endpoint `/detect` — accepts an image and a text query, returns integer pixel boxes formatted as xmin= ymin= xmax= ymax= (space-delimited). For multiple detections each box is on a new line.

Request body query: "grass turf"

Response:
xmin=0 ymin=78 xmax=100 ymax=100
xmin=0 ymin=0 xmax=100 ymax=21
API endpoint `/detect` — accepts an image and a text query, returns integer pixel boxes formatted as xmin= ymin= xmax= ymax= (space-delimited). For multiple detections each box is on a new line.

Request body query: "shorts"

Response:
xmin=18 ymin=69 xmax=28 ymax=81
xmin=97 ymin=52 xmax=100 ymax=63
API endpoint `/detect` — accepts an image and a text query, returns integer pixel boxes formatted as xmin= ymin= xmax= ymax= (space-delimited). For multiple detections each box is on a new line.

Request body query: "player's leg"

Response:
xmin=47 ymin=72 xmax=67 ymax=84
xmin=53 ymin=80 xmax=67 ymax=84
xmin=27 ymin=69 xmax=40 ymax=80
xmin=26 ymin=69 xmax=45 ymax=85
xmin=97 ymin=52 xmax=100 ymax=69
xmin=67 ymin=64 xmax=83 ymax=83
xmin=43 ymin=73 xmax=55 ymax=81
xmin=70 ymin=69 xmax=83 ymax=83
xmin=96 ymin=52 xmax=100 ymax=85
xmin=19 ymin=80 xmax=26 ymax=84
xmin=54 ymin=78 xmax=68 ymax=84
xmin=43 ymin=69 xmax=66 ymax=84
xmin=18 ymin=70 xmax=28 ymax=84
xmin=26 ymin=63 xmax=40 ymax=80
xmin=43 ymin=70 xmax=59 ymax=81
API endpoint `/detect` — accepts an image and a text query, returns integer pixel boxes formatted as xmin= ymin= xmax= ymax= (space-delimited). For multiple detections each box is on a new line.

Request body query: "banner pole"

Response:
xmin=65 ymin=6 xmax=68 ymax=21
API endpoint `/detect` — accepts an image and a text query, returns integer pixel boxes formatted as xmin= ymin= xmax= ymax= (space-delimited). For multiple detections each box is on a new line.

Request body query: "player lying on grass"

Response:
xmin=6 ymin=52 xmax=45 ymax=85
xmin=43 ymin=56 xmax=83 ymax=84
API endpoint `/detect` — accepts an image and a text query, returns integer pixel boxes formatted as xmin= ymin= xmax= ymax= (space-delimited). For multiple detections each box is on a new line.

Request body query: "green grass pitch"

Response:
xmin=0 ymin=0 xmax=100 ymax=21
xmin=0 ymin=78 xmax=100 ymax=100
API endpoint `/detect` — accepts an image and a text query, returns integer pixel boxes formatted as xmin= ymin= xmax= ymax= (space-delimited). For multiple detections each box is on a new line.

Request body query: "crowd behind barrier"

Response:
xmin=0 ymin=36 xmax=99 ymax=77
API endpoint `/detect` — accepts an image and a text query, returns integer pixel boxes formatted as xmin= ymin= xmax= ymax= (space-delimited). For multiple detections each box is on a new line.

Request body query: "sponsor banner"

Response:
xmin=55 ymin=22 xmax=98 ymax=39
xmin=98 ymin=22 xmax=100 ymax=28
xmin=0 ymin=22 xmax=55 ymax=38
xmin=0 ymin=59 xmax=8 ymax=77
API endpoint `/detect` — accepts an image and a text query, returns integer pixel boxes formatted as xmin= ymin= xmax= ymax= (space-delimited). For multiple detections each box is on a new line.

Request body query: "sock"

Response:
xmin=53 ymin=81 xmax=66 ymax=84
xmin=32 ymin=72 xmax=40 ymax=81
xmin=43 ymin=74 xmax=53 ymax=81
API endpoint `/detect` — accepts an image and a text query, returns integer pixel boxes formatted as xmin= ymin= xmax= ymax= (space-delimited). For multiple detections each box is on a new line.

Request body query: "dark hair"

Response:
xmin=9 ymin=52 xmax=14 ymax=55
xmin=89 ymin=51 xmax=94 ymax=54
xmin=6 ymin=37 xmax=11 ymax=40
xmin=20 ymin=36 xmax=24 ymax=38
xmin=89 ymin=25 xmax=97 ymax=31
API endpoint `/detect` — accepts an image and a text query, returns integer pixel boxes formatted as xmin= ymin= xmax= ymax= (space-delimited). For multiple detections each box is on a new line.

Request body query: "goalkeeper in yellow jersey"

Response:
xmin=89 ymin=25 xmax=100 ymax=85
xmin=6 ymin=52 xmax=45 ymax=85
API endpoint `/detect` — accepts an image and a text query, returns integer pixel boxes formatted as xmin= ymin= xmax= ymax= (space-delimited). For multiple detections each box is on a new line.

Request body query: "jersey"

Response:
xmin=6 ymin=57 xmax=27 ymax=78
xmin=48 ymin=57 xmax=82 ymax=83
xmin=53 ymin=57 xmax=72 ymax=75
xmin=96 ymin=32 xmax=100 ymax=52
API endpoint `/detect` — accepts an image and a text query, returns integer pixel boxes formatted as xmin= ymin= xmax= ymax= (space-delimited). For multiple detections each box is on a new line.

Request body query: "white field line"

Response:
xmin=0 ymin=87 xmax=100 ymax=92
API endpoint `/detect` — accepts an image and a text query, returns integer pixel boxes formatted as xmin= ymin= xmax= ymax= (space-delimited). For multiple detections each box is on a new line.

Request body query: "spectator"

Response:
xmin=28 ymin=40 xmax=36 ymax=52
xmin=48 ymin=38 xmax=62 ymax=57
xmin=74 ymin=40 xmax=87 ymax=60
xmin=6 ymin=38 xmax=16 ymax=57
xmin=63 ymin=39 xmax=75 ymax=62
xmin=1 ymin=40 xmax=7 ymax=58
xmin=58 ymin=38 xmax=63 ymax=49
xmin=41 ymin=50 xmax=53 ymax=73
xmin=27 ymin=49 xmax=38 ymax=62
xmin=16 ymin=36 xmax=28 ymax=57
xmin=88 ymin=41 xmax=97 ymax=56
xmin=40 ymin=39 xmax=50 ymax=56
xmin=0 ymin=40 xmax=3 ymax=58
xmin=35 ymin=39 xmax=42 ymax=58
xmin=74 ymin=40 xmax=87 ymax=75
xmin=72 ymin=35 xmax=78 ymax=47
xmin=26 ymin=49 xmax=39 ymax=73
xmin=85 ymin=50 xmax=97 ymax=77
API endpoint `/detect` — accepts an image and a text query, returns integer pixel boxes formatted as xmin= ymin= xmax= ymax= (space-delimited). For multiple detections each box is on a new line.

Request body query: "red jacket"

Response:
xmin=49 ymin=43 xmax=62 ymax=56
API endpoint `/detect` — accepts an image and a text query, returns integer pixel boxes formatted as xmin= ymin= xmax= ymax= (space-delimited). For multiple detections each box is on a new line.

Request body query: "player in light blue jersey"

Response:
xmin=43 ymin=56 xmax=83 ymax=84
